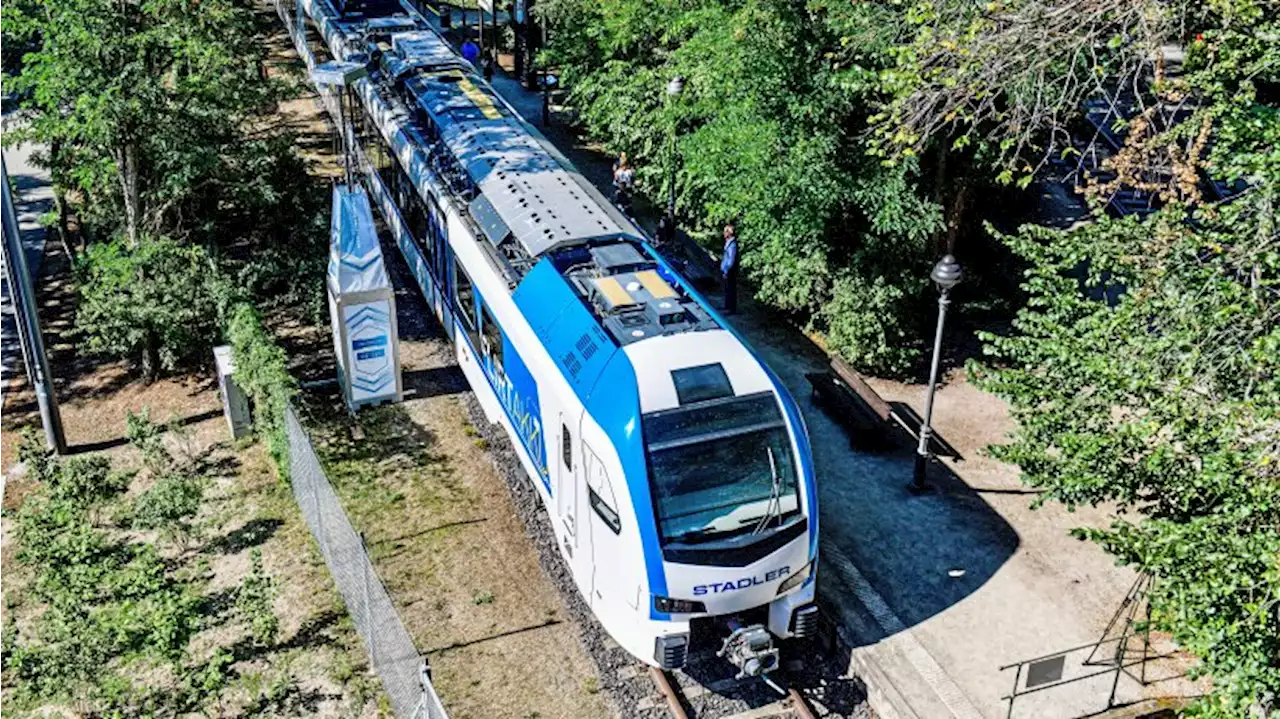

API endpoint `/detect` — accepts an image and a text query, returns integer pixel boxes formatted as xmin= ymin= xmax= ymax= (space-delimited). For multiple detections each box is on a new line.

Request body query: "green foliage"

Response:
xmin=126 ymin=406 xmax=174 ymax=474
xmin=967 ymin=2 xmax=1280 ymax=712
xmin=75 ymin=237 xmax=236 ymax=380
xmin=821 ymin=271 xmax=921 ymax=375
xmin=1 ymin=0 xmax=291 ymax=244
xmin=132 ymin=472 xmax=206 ymax=546
xmin=16 ymin=428 xmax=61 ymax=486
xmin=7 ymin=452 xmax=204 ymax=709
xmin=15 ymin=431 xmax=129 ymax=510
xmin=227 ymin=302 xmax=297 ymax=478
xmin=541 ymin=0 xmax=943 ymax=374
xmin=236 ymin=549 xmax=280 ymax=649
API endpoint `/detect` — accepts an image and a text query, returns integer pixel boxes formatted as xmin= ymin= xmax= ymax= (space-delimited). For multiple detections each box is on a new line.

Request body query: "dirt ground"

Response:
xmin=1 ymin=358 xmax=388 ymax=716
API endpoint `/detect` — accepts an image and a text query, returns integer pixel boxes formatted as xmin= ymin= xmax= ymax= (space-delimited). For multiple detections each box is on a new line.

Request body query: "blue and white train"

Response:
xmin=284 ymin=0 xmax=819 ymax=674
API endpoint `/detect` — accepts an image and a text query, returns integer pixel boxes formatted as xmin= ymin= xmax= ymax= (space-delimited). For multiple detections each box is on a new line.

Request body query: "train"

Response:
xmin=283 ymin=0 xmax=819 ymax=677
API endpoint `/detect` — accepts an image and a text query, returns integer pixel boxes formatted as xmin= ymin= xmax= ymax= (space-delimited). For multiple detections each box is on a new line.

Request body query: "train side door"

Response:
xmin=557 ymin=415 xmax=594 ymax=605
xmin=581 ymin=439 xmax=632 ymax=612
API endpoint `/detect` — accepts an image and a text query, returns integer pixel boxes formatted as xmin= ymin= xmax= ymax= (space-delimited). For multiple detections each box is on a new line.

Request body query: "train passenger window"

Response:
xmin=304 ymin=19 xmax=332 ymax=64
xmin=454 ymin=264 xmax=477 ymax=333
xmin=584 ymin=446 xmax=622 ymax=535
xmin=561 ymin=426 xmax=572 ymax=470
xmin=427 ymin=194 xmax=447 ymax=278
xmin=480 ymin=305 xmax=503 ymax=368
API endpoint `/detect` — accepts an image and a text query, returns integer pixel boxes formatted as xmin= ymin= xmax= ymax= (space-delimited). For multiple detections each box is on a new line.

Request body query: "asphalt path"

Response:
xmin=1 ymin=113 xmax=52 ymax=407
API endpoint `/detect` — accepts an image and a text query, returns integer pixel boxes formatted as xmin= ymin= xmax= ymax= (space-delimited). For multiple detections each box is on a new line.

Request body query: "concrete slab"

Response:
xmin=404 ymin=15 xmax=1201 ymax=718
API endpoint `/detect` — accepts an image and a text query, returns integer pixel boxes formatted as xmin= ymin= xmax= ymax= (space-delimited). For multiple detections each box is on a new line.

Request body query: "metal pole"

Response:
xmin=2 ymin=157 xmax=66 ymax=453
xmin=910 ymin=288 xmax=949 ymax=492
xmin=667 ymin=126 xmax=677 ymax=219
xmin=542 ymin=72 xmax=550 ymax=127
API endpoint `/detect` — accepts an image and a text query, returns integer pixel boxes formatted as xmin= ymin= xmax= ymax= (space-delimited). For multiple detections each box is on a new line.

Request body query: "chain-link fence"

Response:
xmin=285 ymin=405 xmax=449 ymax=719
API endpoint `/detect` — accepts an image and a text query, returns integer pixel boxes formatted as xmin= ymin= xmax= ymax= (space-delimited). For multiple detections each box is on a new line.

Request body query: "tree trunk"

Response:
xmin=141 ymin=330 xmax=159 ymax=384
xmin=945 ymin=180 xmax=972 ymax=255
xmin=119 ymin=141 xmax=141 ymax=247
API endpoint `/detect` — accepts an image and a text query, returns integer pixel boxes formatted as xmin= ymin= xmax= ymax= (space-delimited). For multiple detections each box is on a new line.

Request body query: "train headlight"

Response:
xmin=653 ymin=596 xmax=707 ymax=614
xmin=776 ymin=561 xmax=812 ymax=595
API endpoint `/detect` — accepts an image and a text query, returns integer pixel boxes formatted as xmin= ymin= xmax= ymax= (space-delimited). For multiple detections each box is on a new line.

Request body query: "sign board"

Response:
xmin=478 ymin=0 xmax=493 ymax=13
xmin=342 ymin=301 xmax=397 ymax=402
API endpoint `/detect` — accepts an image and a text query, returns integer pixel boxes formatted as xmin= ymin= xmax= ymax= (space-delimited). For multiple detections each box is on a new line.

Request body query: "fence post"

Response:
xmin=362 ymin=531 xmax=376 ymax=668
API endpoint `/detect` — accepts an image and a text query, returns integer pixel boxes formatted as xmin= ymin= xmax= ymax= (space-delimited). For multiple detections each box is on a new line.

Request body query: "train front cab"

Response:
xmin=581 ymin=332 xmax=820 ymax=671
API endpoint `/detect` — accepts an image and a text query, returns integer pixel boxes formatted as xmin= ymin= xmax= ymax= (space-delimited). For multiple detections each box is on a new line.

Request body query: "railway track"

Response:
xmin=647 ymin=666 xmax=819 ymax=719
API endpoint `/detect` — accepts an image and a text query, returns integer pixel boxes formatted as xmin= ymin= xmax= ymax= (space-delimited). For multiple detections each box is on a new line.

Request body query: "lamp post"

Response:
xmin=910 ymin=254 xmax=963 ymax=493
xmin=665 ymin=75 xmax=684 ymax=232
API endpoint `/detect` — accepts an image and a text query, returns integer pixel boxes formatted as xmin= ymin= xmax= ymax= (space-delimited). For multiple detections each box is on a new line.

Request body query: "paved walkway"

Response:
xmin=419 ymin=11 xmax=1199 ymax=718
xmin=1 ymin=117 xmax=52 ymax=406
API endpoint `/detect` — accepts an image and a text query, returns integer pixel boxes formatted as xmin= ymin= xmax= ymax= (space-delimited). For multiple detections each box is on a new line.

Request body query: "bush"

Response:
xmin=236 ymin=548 xmax=280 ymax=648
xmin=227 ymin=303 xmax=297 ymax=478
xmin=15 ymin=431 xmax=128 ymax=511
xmin=126 ymin=406 xmax=173 ymax=474
xmin=820 ymin=272 xmax=923 ymax=377
xmin=75 ymin=237 xmax=235 ymax=381
xmin=132 ymin=473 xmax=206 ymax=546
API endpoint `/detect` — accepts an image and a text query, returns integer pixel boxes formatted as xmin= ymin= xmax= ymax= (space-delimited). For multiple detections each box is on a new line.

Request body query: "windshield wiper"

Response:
xmin=668 ymin=527 xmax=718 ymax=545
xmin=752 ymin=447 xmax=784 ymax=535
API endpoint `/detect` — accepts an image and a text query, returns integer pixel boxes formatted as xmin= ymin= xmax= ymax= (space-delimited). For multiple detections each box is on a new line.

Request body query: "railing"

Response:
xmin=1000 ymin=574 xmax=1156 ymax=719
xmin=284 ymin=405 xmax=449 ymax=719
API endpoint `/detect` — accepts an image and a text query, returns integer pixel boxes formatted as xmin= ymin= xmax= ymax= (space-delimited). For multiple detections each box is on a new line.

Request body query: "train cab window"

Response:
xmin=561 ymin=426 xmax=572 ymax=470
xmin=480 ymin=305 xmax=503 ymax=369
xmin=643 ymin=392 xmax=801 ymax=545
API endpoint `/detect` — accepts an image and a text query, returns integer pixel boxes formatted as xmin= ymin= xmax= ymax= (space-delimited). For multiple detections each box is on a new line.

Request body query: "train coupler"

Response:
xmin=718 ymin=619 xmax=780 ymax=681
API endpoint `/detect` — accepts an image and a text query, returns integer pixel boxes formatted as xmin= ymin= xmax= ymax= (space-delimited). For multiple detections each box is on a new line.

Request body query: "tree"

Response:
xmin=75 ymin=236 xmax=234 ymax=380
xmin=1 ymin=0 xmax=285 ymax=246
xmin=967 ymin=1 xmax=1280 ymax=712
xmin=541 ymin=0 xmax=944 ymax=374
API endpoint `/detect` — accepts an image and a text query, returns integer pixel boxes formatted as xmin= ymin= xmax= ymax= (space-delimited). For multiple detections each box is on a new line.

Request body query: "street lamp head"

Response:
xmin=931 ymin=254 xmax=963 ymax=291
xmin=666 ymin=76 xmax=685 ymax=96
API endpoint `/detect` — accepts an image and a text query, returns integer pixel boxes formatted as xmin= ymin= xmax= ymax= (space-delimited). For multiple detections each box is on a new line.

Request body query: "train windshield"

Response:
xmin=643 ymin=392 xmax=801 ymax=545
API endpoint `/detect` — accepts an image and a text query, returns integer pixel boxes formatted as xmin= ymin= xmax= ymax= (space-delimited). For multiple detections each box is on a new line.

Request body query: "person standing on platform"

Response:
xmin=720 ymin=223 xmax=739 ymax=314
xmin=461 ymin=38 xmax=481 ymax=67
xmin=612 ymin=153 xmax=635 ymax=211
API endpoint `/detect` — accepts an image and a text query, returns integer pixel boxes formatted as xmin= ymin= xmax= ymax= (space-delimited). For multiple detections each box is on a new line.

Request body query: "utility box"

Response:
xmin=327 ymin=184 xmax=402 ymax=410
xmin=213 ymin=345 xmax=252 ymax=439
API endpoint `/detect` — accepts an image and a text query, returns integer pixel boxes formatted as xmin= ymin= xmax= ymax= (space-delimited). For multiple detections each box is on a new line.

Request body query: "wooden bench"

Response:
xmin=807 ymin=356 xmax=963 ymax=458
xmin=806 ymin=357 xmax=898 ymax=451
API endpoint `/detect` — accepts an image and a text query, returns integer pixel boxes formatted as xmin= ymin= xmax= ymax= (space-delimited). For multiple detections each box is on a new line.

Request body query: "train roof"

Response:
xmin=326 ymin=7 xmax=717 ymax=347
xmin=378 ymin=28 xmax=631 ymax=259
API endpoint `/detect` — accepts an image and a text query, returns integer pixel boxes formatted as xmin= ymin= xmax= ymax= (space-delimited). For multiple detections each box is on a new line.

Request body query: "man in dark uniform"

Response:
xmin=720 ymin=223 xmax=739 ymax=314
